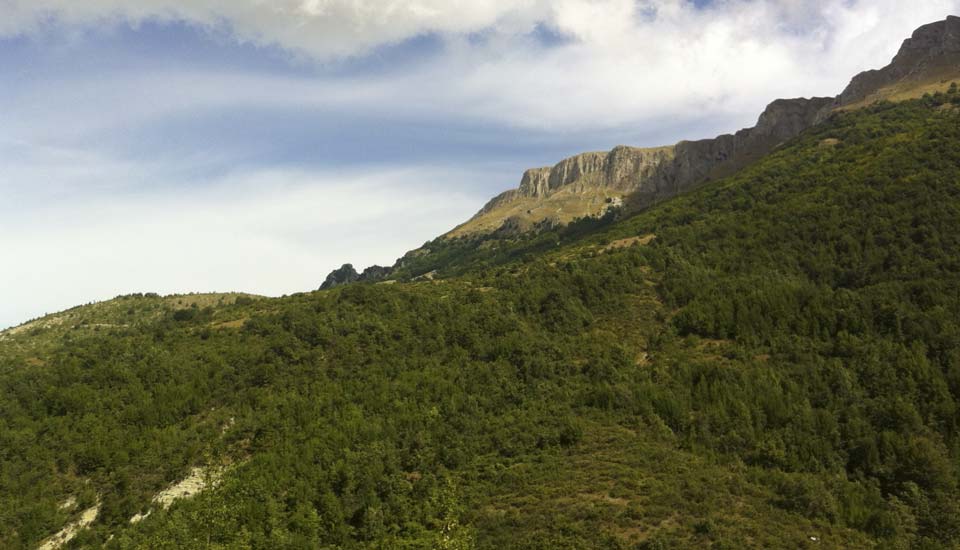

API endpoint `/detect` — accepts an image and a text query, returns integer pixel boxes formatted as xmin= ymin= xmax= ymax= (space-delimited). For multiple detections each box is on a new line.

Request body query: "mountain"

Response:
xmin=4 ymin=16 xmax=960 ymax=550
xmin=839 ymin=15 xmax=960 ymax=107
xmin=447 ymin=15 xmax=960 ymax=240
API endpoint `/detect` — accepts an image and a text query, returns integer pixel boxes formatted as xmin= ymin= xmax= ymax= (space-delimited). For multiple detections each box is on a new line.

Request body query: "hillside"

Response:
xmin=3 ymin=83 xmax=960 ymax=549
xmin=443 ymin=15 xmax=960 ymax=241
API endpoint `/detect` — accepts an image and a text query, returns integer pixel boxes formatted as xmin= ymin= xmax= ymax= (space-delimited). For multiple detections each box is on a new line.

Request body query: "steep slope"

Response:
xmin=449 ymin=15 xmax=960 ymax=239
xmin=449 ymin=145 xmax=676 ymax=237
xmin=839 ymin=15 xmax=960 ymax=108
xmin=3 ymin=91 xmax=960 ymax=549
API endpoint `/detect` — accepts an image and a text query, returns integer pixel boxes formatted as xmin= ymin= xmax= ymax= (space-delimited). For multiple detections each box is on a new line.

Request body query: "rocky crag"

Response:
xmin=321 ymin=16 xmax=960 ymax=286
xmin=839 ymin=15 xmax=960 ymax=107
xmin=320 ymin=264 xmax=393 ymax=290
xmin=447 ymin=15 xmax=960 ymax=239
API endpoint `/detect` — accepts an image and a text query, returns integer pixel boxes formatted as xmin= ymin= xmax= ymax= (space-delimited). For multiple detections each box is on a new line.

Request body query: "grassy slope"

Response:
xmin=2 ymin=92 xmax=960 ymax=549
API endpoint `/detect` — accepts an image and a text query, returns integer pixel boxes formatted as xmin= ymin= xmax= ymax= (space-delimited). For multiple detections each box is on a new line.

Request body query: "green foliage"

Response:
xmin=2 ymin=98 xmax=960 ymax=548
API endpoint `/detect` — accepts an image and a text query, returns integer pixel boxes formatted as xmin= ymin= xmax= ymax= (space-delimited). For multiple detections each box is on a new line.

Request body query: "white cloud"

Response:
xmin=0 ymin=0 xmax=551 ymax=58
xmin=0 ymin=151 xmax=487 ymax=329
xmin=4 ymin=1 xmax=959 ymax=133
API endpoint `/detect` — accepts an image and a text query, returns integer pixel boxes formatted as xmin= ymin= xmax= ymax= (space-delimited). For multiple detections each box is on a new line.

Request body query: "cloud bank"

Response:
xmin=5 ymin=1 xmax=960 ymax=130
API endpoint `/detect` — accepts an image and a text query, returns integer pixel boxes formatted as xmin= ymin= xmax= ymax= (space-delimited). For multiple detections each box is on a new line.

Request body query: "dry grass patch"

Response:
xmin=601 ymin=234 xmax=656 ymax=252
xmin=210 ymin=318 xmax=247 ymax=330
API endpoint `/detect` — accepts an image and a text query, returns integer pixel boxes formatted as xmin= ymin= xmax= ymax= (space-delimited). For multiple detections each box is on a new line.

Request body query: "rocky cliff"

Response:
xmin=320 ymin=263 xmax=394 ymax=289
xmin=475 ymin=146 xmax=674 ymax=216
xmin=446 ymin=16 xmax=960 ymax=239
xmin=839 ymin=15 xmax=960 ymax=107
xmin=449 ymin=96 xmax=832 ymax=237
xmin=644 ymin=96 xmax=836 ymax=204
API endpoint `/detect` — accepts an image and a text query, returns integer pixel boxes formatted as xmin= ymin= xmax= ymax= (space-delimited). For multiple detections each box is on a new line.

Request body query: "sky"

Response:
xmin=2 ymin=0 xmax=959 ymax=329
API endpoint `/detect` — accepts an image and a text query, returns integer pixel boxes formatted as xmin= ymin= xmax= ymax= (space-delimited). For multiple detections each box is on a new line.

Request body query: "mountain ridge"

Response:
xmin=839 ymin=15 xmax=960 ymax=107
xmin=444 ymin=15 xmax=960 ymax=240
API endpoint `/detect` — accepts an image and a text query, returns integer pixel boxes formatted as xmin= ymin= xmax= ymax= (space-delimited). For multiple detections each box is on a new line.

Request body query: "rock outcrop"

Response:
xmin=637 ymin=96 xmax=835 ymax=205
xmin=359 ymin=265 xmax=393 ymax=282
xmin=839 ymin=15 xmax=960 ymax=107
xmin=451 ymin=96 xmax=832 ymax=237
xmin=320 ymin=263 xmax=394 ymax=290
xmin=320 ymin=264 xmax=359 ymax=290
xmin=447 ymin=16 xmax=960 ymax=239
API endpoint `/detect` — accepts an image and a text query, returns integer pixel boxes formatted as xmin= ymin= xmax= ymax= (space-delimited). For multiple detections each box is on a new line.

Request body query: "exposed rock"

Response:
xmin=454 ymin=97 xmax=830 ymax=237
xmin=524 ymin=146 xmax=675 ymax=198
xmin=38 ymin=501 xmax=100 ymax=550
xmin=413 ymin=271 xmax=437 ymax=282
xmin=839 ymin=16 xmax=960 ymax=107
xmin=129 ymin=510 xmax=151 ymax=524
xmin=645 ymin=96 xmax=836 ymax=203
xmin=321 ymin=264 xmax=393 ymax=289
xmin=152 ymin=467 xmax=218 ymax=509
xmin=447 ymin=16 xmax=960 ymax=239
xmin=358 ymin=265 xmax=393 ymax=283
xmin=519 ymin=167 xmax=552 ymax=197
xmin=129 ymin=465 xmax=225 ymax=525
xmin=320 ymin=264 xmax=359 ymax=290
xmin=548 ymin=151 xmax=608 ymax=190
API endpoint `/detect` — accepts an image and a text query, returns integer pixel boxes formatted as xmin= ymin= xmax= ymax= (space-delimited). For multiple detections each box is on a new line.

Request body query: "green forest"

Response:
xmin=2 ymin=91 xmax=960 ymax=549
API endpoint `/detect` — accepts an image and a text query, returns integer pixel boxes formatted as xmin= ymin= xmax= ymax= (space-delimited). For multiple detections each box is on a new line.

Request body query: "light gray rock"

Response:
xmin=459 ymin=16 xmax=960 ymax=238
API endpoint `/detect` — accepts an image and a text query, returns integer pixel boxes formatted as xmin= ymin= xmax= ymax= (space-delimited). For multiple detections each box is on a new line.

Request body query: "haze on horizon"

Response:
xmin=3 ymin=0 xmax=959 ymax=329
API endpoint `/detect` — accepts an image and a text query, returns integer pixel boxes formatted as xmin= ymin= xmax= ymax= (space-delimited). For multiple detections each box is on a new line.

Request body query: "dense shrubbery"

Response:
xmin=1 ymin=94 xmax=960 ymax=548
xmin=608 ymin=95 xmax=960 ymax=545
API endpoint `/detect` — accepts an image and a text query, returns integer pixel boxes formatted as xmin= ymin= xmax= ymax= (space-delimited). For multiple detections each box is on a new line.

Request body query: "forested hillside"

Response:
xmin=3 ymin=91 xmax=960 ymax=549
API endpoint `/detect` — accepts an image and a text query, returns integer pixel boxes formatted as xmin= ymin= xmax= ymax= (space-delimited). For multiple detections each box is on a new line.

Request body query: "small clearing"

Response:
xmin=210 ymin=318 xmax=247 ymax=330
xmin=602 ymin=234 xmax=656 ymax=252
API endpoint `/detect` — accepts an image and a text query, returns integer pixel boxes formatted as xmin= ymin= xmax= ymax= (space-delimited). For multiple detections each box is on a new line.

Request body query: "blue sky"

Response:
xmin=2 ymin=0 xmax=959 ymax=329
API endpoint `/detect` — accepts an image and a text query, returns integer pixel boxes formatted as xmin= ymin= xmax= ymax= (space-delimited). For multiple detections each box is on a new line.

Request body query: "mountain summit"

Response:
xmin=447 ymin=15 xmax=960 ymax=239
xmin=840 ymin=15 xmax=960 ymax=107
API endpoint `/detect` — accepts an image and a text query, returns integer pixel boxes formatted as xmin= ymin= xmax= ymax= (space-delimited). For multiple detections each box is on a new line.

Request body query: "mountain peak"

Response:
xmin=902 ymin=15 xmax=960 ymax=58
xmin=839 ymin=15 xmax=960 ymax=107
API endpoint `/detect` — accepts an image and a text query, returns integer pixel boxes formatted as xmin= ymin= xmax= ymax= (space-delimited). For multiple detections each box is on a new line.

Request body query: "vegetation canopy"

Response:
xmin=3 ymin=93 xmax=960 ymax=549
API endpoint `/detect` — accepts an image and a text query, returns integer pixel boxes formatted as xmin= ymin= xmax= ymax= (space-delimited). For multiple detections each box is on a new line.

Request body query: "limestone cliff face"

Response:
xmin=456 ymin=96 xmax=831 ymax=237
xmin=516 ymin=146 xmax=676 ymax=199
xmin=472 ymin=146 xmax=674 ymax=223
xmin=447 ymin=16 xmax=960 ymax=239
xmin=519 ymin=167 xmax=552 ymax=197
xmin=840 ymin=16 xmax=960 ymax=106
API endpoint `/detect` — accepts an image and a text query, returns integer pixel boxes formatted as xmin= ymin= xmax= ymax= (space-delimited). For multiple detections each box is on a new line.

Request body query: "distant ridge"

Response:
xmin=445 ymin=15 xmax=960 ymax=239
